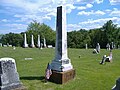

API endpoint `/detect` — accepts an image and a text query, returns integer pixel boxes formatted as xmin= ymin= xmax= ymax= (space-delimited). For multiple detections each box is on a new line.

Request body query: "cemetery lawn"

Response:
xmin=0 ymin=47 xmax=120 ymax=90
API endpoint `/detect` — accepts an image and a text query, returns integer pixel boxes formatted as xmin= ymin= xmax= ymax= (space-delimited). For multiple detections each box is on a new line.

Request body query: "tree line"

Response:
xmin=0 ymin=20 xmax=120 ymax=48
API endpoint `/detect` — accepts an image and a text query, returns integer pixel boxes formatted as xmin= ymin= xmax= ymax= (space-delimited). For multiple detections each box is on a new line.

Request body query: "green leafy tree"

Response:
xmin=26 ymin=20 xmax=56 ymax=47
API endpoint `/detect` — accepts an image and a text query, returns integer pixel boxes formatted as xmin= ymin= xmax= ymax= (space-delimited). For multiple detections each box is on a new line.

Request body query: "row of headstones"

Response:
xmin=0 ymin=43 xmax=13 ymax=47
xmin=85 ymin=42 xmax=120 ymax=50
xmin=23 ymin=33 xmax=52 ymax=48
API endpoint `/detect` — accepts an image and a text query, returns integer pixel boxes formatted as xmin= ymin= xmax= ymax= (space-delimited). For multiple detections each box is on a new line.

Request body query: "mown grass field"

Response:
xmin=0 ymin=47 xmax=120 ymax=90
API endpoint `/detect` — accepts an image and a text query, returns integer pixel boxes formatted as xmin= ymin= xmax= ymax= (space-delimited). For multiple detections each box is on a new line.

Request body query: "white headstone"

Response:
xmin=23 ymin=33 xmax=28 ymax=48
xmin=0 ymin=43 xmax=2 ymax=47
xmin=106 ymin=43 xmax=110 ymax=50
xmin=40 ymin=43 xmax=43 ymax=49
xmin=96 ymin=43 xmax=100 ymax=53
xmin=85 ymin=44 xmax=88 ymax=49
xmin=111 ymin=42 xmax=114 ymax=49
xmin=13 ymin=46 xmax=16 ymax=50
xmin=44 ymin=38 xmax=46 ymax=48
xmin=31 ymin=35 xmax=35 ymax=48
xmin=51 ymin=6 xmax=73 ymax=72
xmin=37 ymin=35 xmax=41 ymax=48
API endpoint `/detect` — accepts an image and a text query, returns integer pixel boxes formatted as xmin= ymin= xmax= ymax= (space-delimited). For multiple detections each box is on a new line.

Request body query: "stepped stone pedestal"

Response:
xmin=50 ymin=69 xmax=75 ymax=84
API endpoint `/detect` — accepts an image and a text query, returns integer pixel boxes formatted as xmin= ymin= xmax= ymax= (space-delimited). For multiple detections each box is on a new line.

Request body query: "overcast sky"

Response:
xmin=0 ymin=0 xmax=120 ymax=34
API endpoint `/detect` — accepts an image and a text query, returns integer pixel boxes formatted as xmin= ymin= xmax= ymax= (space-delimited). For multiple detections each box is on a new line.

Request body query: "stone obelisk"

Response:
xmin=50 ymin=6 xmax=75 ymax=84
xmin=43 ymin=38 xmax=46 ymax=48
xmin=37 ymin=35 xmax=40 ymax=48
xmin=31 ymin=35 xmax=35 ymax=48
xmin=23 ymin=33 xmax=28 ymax=48
xmin=86 ymin=44 xmax=88 ymax=49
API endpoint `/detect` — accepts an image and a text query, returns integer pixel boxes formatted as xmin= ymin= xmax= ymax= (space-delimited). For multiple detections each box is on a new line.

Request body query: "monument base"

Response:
xmin=49 ymin=69 xmax=75 ymax=84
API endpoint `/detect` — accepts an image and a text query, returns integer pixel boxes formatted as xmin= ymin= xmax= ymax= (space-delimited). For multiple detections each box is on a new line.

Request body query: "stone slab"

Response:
xmin=49 ymin=69 xmax=75 ymax=84
xmin=0 ymin=58 xmax=22 ymax=90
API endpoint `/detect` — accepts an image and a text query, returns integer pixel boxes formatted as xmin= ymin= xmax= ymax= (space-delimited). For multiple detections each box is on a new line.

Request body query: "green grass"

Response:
xmin=0 ymin=47 xmax=120 ymax=90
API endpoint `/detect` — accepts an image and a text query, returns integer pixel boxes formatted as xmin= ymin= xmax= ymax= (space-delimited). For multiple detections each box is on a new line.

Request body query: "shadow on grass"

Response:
xmin=20 ymin=76 xmax=45 ymax=82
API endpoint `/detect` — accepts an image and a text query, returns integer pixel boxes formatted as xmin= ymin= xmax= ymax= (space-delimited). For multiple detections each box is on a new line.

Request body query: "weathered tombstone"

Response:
xmin=0 ymin=58 xmax=22 ymax=90
xmin=112 ymin=78 xmax=120 ymax=90
xmin=8 ymin=45 xmax=12 ymax=47
xmin=50 ymin=6 xmax=75 ymax=84
xmin=48 ymin=45 xmax=53 ymax=48
xmin=7 ymin=43 xmax=9 ymax=47
xmin=3 ymin=45 xmax=7 ymax=47
xmin=106 ymin=43 xmax=110 ymax=50
xmin=0 ymin=43 xmax=2 ymax=47
xmin=40 ymin=43 xmax=43 ymax=49
xmin=23 ymin=33 xmax=28 ymax=48
xmin=114 ymin=44 xmax=116 ymax=49
xmin=96 ymin=43 xmax=100 ymax=53
xmin=111 ymin=42 xmax=114 ymax=49
xmin=43 ymin=38 xmax=46 ymax=48
xmin=85 ymin=44 xmax=88 ymax=49
xmin=31 ymin=35 xmax=35 ymax=48
xmin=13 ymin=46 xmax=16 ymax=50
xmin=37 ymin=35 xmax=41 ymax=48
xmin=118 ymin=45 xmax=120 ymax=49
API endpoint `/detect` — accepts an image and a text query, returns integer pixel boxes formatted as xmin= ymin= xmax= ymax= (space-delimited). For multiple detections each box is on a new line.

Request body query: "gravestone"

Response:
xmin=43 ymin=38 xmax=46 ymax=48
xmin=106 ymin=43 xmax=110 ymax=50
xmin=111 ymin=42 xmax=114 ymax=49
xmin=50 ymin=6 xmax=75 ymax=84
xmin=96 ymin=43 xmax=100 ymax=53
xmin=112 ymin=78 xmax=120 ymax=90
xmin=3 ymin=45 xmax=7 ymax=47
xmin=0 ymin=43 xmax=2 ymax=47
xmin=85 ymin=44 xmax=88 ymax=49
xmin=118 ymin=45 xmax=120 ymax=49
xmin=23 ymin=33 xmax=28 ymax=48
xmin=40 ymin=43 xmax=43 ymax=49
xmin=0 ymin=58 xmax=22 ymax=90
xmin=13 ymin=46 xmax=16 ymax=50
xmin=31 ymin=35 xmax=35 ymax=48
xmin=37 ymin=35 xmax=40 ymax=48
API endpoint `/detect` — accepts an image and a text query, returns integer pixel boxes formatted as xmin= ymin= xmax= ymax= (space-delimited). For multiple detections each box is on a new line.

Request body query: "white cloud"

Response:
xmin=79 ymin=17 xmax=119 ymax=25
xmin=109 ymin=0 xmax=120 ymax=5
xmin=66 ymin=4 xmax=76 ymax=13
xmin=77 ymin=4 xmax=93 ymax=10
xmin=73 ymin=0 xmax=103 ymax=4
xmin=77 ymin=10 xmax=105 ymax=16
xmin=77 ymin=6 xmax=86 ymax=10
xmin=0 ymin=23 xmax=28 ymax=33
xmin=86 ymin=4 xmax=93 ymax=8
xmin=95 ymin=10 xmax=105 ymax=15
xmin=0 ymin=19 xmax=9 ymax=22
xmin=96 ymin=0 xmax=104 ymax=4
xmin=67 ymin=17 xmax=120 ymax=31
xmin=110 ymin=8 xmax=120 ymax=16
xmin=67 ymin=24 xmax=82 ymax=31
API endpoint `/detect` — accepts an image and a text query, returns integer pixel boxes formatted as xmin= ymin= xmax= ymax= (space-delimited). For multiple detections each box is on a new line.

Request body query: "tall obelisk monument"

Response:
xmin=23 ymin=33 xmax=28 ymax=48
xmin=31 ymin=35 xmax=35 ymax=48
xmin=37 ymin=35 xmax=40 ymax=48
xmin=50 ymin=6 xmax=75 ymax=84
xmin=51 ymin=6 xmax=73 ymax=72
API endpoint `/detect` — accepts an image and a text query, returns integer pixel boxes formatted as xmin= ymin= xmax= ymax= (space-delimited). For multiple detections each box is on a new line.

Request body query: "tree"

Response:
xmin=26 ymin=20 xmax=56 ymax=47
xmin=0 ymin=33 xmax=23 ymax=46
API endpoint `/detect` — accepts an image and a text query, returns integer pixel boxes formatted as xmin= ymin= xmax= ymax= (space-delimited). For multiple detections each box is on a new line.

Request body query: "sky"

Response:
xmin=0 ymin=0 xmax=120 ymax=34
